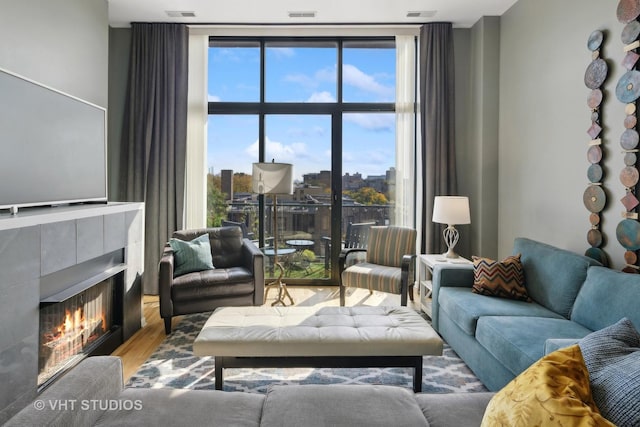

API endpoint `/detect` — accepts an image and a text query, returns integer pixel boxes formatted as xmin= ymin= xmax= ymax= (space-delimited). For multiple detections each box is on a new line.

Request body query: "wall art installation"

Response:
xmin=615 ymin=0 xmax=640 ymax=273
xmin=584 ymin=29 xmax=609 ymax=266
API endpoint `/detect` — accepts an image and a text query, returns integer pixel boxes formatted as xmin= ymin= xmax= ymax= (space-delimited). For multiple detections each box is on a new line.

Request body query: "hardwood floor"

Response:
xmin=111 ymin=286 xmax=419 ymax=382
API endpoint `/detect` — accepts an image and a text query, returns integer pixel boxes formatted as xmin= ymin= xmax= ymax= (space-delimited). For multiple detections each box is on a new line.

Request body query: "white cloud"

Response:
xmin=270 ymin=47 xmax=295 ymax=58
xmin=344 ymin=113 xmax=394 ymax=131
xmin=284 ymin=73 xmax=315 ymax=88
xmin=245 ymin=137 xmax=307 ymax=163
xmin=307 ymin=91 xmax=335 ymax=102
xmin=343 ymin=64 xmax=394 ymax=99
xmin=208 ymin=94 xmax=221 ymax=102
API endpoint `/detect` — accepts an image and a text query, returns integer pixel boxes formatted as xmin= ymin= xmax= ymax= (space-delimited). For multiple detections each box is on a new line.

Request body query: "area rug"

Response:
xmin=127 ymin=311 xmax=488 ymax=394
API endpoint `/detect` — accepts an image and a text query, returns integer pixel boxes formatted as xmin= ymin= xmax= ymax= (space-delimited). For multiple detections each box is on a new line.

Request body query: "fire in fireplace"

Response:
xmin=38 ymin=277 xmax=118 ymax=387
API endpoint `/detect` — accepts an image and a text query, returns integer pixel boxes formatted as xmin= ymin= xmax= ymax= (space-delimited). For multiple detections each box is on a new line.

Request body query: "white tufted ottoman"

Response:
xmin=193 ymin=305 xmax=443 ymax=391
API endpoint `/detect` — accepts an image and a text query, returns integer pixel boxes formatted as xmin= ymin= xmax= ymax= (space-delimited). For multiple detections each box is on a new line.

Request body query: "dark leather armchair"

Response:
xmin=159 ymin=226 xmax=264 ymax=334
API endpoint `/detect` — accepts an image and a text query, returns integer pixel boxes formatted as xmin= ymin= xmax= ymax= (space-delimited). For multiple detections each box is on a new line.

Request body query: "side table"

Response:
xmin=418 ymin=254 xmax=472 ymax=318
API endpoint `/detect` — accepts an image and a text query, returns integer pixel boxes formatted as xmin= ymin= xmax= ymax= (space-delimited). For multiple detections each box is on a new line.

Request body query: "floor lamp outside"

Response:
xmin=252 ymin=162 xmax=294 ymax=306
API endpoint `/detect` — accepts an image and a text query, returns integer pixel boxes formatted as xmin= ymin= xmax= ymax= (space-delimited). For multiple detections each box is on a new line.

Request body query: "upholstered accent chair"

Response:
xmin=159 ymin=226 xmax=264 ymax=334
xmin=339 ymin=226 xmax=417 ymax=306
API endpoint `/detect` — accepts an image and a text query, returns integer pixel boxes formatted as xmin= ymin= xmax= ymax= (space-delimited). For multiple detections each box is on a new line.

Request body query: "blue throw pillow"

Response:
xmin=578 ymin=317 xmax=640 ymax=427
xmin=169 ymin=234 xmax=215 ymax=277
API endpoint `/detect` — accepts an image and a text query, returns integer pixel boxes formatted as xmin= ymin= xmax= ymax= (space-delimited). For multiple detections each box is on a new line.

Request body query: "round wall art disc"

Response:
xmin=587 ymin=145 xmax=603 ymax=164
xmin=624 ymin=114 xmax=637 ymax=129
xmin=588 ymin=30 xmax=604 ymax=51
xmin=623 ymin=20 xmax=640 ymax=44
xmin=585 ymin=247 xmax=608 ymax=266
xmin=588 ymin=164 xmax=603 ymax=183
xmin=616 ymin=218 xmax=640 ymax=251
xmin=587 ymin=229 xmax=603 ymax=247
xmin=589 ymin=213 xmax=600 ymax=226
xmin=618 ymin=0 xmax=640 ymax=23
xmin=620 ymin=166 xmax=640 ymax=187
xmin=621 ymin=128 xmax=640 ymax=149
xmin=585 ymin=58 xmax=608 ymax=89
xmin=583 ymin=185 xmax=606 ymax=213
xmin=616 ymin=70 xmax=640 ymax=103
xmin=625 ymin=152 xmax=637 ymax=166
xmin=625 ymin=250 xmax=638 ymax=264
xmin=587 ymin=89 xmax=603 ymax=109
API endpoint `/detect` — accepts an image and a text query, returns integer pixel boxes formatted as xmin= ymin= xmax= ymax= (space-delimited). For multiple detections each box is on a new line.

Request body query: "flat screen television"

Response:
xmin=0 ymin=67 xmax=107 ymax=213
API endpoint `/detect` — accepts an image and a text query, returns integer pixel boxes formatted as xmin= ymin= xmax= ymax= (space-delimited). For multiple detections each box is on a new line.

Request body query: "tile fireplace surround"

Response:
xmin=0 ymin=202 xmax=144 ymax=424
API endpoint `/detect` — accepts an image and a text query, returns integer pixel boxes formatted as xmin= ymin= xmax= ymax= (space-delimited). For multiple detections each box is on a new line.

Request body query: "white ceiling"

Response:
xmin=107 ymin=0 xmax=518 ymax=29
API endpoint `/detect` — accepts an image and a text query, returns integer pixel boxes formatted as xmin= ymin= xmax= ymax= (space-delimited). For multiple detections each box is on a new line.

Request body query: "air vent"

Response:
xmin=288 ymin=11 xmax=316 ymax=18
xmin=406 ymin=10 xmax=437 ymax=18
xmin=166 ymin=11 xmax=196 ymax=18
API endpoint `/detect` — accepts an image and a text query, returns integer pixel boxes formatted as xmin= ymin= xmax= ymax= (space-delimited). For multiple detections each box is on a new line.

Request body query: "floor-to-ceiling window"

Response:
xmin=207 ymin=37 xmax=400 ymax=285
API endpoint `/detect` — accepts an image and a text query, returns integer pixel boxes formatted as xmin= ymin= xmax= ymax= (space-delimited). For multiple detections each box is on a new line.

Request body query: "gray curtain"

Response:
xmin=119 ymin=23 xmax=188 ymax=294
xmin=419 ymin=23 xmax=457 ymax=254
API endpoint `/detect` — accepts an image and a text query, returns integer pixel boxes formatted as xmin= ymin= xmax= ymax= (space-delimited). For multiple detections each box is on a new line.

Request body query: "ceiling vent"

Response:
xmin=288 ymin=11 xmax=316 ymax=18
xmin=406 ymin=10 xmax=437 ymax=18
xmin=166 ymin=11 xmax=196 ymax=18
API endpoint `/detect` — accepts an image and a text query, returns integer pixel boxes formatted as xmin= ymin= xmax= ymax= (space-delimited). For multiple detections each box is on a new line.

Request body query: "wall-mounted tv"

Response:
xmin=0 ymin=67 xmax=107 ymax=213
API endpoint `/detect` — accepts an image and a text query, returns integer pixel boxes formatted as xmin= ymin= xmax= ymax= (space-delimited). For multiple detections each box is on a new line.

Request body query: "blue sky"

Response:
xmin=207 ymin=45 xmax=396 ymax=182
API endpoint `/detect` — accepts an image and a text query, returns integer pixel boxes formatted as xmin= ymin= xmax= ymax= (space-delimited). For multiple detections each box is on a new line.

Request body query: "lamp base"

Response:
xmin=443 ymin=249 xmax=460 ymax=259
xmin=264 ymin=262 xmax=295 ymax=306
xmin=442 ymin=225 xmax=460 ymax=259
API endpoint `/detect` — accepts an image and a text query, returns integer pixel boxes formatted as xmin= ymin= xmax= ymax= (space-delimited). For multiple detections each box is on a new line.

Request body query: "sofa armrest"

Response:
xmin=241 ymin=239 xmax=265 ymax=305
xmin=158 ymin=244 xmax=175 ymax=319
xmin=431 ymin=263 xmax=474 ymax=331
xmin=5 ymin=356 xmax=124 ymax=427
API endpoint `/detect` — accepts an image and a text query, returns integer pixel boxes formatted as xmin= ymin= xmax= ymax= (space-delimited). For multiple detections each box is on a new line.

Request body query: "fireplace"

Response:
xmin=38 ymin=266 xmax=125 ymax=389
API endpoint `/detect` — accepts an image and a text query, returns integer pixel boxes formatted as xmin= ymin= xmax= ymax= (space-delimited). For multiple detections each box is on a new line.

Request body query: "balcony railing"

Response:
xmin=220 ymin=200 xmax=392 ymax=281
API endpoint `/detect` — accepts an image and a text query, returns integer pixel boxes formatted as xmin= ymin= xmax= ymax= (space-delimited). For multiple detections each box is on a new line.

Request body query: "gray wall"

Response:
xmin=498 ymin=0 xmax=624 ymax=267
xmin=0 ymin=0 xmax=108 ymax=107
xmin=108 ymin=28 xmax=132 ymax=199
xmin=454 ymin=18 xmax=501 ymax=260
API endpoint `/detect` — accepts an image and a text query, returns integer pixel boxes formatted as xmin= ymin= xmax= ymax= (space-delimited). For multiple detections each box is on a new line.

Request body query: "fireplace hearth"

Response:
xmin=38 ymin=266 xmax=125 ymax=390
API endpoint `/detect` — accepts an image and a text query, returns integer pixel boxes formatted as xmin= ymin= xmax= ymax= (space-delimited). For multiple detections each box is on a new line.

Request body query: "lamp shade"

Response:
xmin=432 ymin=196 xmax=471 ymax=226
xmin=252 ymin=162 xmax=293 ymax=195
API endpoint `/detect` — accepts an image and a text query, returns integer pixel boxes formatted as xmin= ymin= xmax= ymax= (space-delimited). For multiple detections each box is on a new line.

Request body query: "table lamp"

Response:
xmin=252 ymin=161 xmax=294 ymax=305
xmin=432 ymin=196 xmax=471 ymax=259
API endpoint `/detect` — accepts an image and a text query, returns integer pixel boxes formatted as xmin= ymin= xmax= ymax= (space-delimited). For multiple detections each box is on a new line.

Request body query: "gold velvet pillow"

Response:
xmin=481 ymin=345 xmax=615 ymax=427
xmin=472 ymin=254 xmax=531 ymax=302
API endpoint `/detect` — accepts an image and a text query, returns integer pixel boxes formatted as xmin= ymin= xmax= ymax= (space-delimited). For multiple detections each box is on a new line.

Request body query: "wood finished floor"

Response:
xmin=111 ymin=286 xmax=420 ymax=381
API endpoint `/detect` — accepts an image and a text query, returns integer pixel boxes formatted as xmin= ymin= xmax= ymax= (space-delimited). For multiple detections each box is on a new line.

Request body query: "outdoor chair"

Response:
xmin=339 ymin=226 xmax=417 ymax=306
xmin=322 ymin=221 xmax=377 ymax=274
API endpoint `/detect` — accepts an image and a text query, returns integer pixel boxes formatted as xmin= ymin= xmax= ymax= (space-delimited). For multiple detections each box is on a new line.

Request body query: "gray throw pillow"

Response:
xmin=578 ymin=317 xmax=640 ymax=427
xmin=169 ymin=234 xmax=215 ymax=277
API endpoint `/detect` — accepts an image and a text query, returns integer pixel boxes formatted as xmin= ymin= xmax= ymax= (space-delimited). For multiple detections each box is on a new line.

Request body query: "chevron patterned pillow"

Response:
xmin=471 ymin=254 xmax=531 ymax=302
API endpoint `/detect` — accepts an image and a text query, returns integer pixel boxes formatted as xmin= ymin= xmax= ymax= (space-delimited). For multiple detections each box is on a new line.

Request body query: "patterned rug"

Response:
xmin=127 ymin=311 xmax=487 ymax=394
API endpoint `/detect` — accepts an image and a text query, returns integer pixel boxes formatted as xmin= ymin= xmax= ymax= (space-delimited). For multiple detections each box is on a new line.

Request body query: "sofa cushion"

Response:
xmin=171 ymin=267 xmax=255 ymax=302
xmin=95 ymin=388 xmax=264 ymax=427
xmin=513 ymin=237 xmax=600 ymax=318
xmin=438 ymin=287 xmax=562 ymax=336
xmin=481 ymin=345 xmax=614 ymax=427
xmin=571 ymin=266 xmax=640 ymax=332
xmin=169 ymin=234 xmax=215 ymax=277
xmin=578 ymin=318 xmax=640 ymax=427
xmin=415 ymin=392 xmax=495 ymax=427
xmin=260 ymin=384 xmax=428 ymax=427
xmin=476 ymin=316 xmax=592 ymax=376
xmin=471 ymin=254 xmax=531 ymax=301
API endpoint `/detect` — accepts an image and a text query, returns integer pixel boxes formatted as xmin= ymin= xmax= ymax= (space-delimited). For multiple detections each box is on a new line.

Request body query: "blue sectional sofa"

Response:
xmin=431 ymin=237 xmax=640 ymax=391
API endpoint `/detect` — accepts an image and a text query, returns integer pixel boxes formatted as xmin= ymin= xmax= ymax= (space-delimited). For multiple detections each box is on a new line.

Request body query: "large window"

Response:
xmin=207 ymin=38 xmax=398 ymax=284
